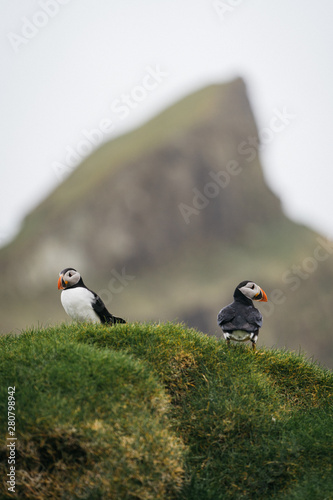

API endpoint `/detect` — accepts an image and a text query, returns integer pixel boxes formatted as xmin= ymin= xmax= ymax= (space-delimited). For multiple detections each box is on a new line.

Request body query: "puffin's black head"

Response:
xmin=58 ymin=268 xmax=80 ymax=290
xmin=234 ymin=280 xmax=268 ymax=303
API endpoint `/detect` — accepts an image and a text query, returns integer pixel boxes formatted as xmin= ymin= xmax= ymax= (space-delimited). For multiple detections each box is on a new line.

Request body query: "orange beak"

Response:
xmin=58 ymin=275 xmax=64 ymax=290
xmin=259 ymin=289 xmax=268 ymax=302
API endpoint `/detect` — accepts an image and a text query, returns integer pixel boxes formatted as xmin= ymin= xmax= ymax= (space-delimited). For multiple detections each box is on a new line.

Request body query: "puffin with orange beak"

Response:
xmin=217 ymin=280 xmax=268 ymax=350
xmin=58 ymin=267 xmax=126 ymax=325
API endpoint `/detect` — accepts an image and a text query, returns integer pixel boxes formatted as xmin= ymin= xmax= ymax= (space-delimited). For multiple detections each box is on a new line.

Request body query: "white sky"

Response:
xmin=1 ymin=0 xmax=333 ymax=247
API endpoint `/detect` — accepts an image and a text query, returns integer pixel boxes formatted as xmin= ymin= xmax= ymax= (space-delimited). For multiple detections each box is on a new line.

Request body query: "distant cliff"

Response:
xmin=1 ymin=78 xmax=332 ymax=367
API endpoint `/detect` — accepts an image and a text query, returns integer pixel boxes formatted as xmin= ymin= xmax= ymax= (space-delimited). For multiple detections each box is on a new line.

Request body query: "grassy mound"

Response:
xmin=1 ymin=322 xmax=332 ymax=499
xmin=0 ymin=329 xmax=185 ymax=499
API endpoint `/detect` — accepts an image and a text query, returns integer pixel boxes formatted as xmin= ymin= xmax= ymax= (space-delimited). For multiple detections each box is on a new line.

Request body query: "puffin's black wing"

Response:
xmin=91 ymin=291 xmax=126 ymax=325
xmin=112 ymin=315 xmax=127 ymax=324
xmin=217 ymin=303 xmax=236 ymax=329
xmin=245 ymin=307 xmax=263 ymax=329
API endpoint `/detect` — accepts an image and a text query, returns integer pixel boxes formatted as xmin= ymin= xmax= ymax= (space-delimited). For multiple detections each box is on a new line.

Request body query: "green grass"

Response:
xmin=0 ymin=322 xmax=332 ymax=499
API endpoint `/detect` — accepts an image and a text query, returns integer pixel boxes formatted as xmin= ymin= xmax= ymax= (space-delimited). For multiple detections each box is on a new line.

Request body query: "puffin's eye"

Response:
xmin=68 ymin=273 xmax=72 ymax=277
xmin=250 ymin=284 xmax=254 ymax=289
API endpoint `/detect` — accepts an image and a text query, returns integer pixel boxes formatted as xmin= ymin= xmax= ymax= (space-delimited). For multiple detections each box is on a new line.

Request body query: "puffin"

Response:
xmin=58 ymin=267 xmax=126 ymax=325
xmin=217 ymin=280 xmax=267 ymax=350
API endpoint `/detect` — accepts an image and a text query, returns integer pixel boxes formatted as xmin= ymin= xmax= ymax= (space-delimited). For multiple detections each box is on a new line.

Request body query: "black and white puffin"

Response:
xmin=217 ymin=280 xmax=267 ymax=350
xmin=58 ymin=267 xmax=126 ymax=325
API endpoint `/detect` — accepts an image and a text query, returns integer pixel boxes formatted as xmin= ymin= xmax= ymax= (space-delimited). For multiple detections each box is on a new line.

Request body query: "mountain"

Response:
xmin=1 ymin=78 xmax=332 ymax=367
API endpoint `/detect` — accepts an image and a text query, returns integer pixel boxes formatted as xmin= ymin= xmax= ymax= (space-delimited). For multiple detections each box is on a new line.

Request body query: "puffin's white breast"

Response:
xmin=61 ymin=288 xmax=100 ymax=323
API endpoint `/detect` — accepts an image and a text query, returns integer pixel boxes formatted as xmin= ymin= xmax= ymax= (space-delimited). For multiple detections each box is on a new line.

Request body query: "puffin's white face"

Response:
xmin=238 ymin=282 xmax=268 ymax=302
xmin=58 ymin=268 xmax=81 ymax=290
